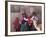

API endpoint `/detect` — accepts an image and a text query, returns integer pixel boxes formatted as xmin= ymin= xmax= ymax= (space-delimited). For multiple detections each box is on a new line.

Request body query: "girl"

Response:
xmin=31 ymin=12 xmax=39 ymax=31
xmin=20 ymin=13 xmax=30 ymax=31
xmin=13 ymin=17 xmax=20 ymax=31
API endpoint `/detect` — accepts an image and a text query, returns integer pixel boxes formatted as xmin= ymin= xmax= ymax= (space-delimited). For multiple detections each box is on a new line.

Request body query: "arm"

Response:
xmin=24 ymin=17 xmax=28 ymax=21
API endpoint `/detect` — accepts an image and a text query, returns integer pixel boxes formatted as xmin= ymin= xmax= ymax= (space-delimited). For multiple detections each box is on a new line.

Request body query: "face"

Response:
xmin=23 ymin=15 xmax=25 ymax=17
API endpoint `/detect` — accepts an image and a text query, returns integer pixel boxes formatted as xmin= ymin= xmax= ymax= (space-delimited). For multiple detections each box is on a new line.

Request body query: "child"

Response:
xmin=20 ymin=13 xmax=30 ymax=31
xmin=13 ymin=17 xmax=20 ymax=31
xmin=31 ymin=12 xmax=38 ymax=31
xmin=20 ymin=20 xmax=27 ymax=31
xmin=27 ymin=16 xmax=33 ymax=26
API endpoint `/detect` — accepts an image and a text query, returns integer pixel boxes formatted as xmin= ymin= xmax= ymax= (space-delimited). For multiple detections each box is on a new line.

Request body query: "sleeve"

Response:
xmin=24 ymin=17 xmax=28 ymax=21
xmin=31 ymin=16 xmax=34 ymax=20
xmin=35 ymin=17 xmax=38 ymax=21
